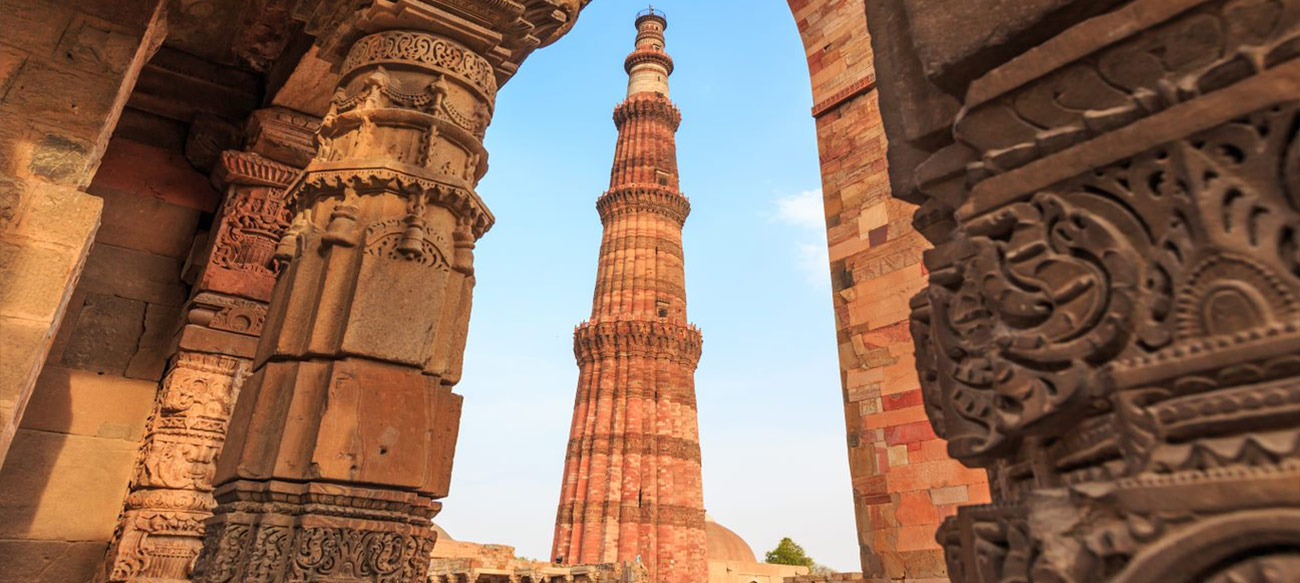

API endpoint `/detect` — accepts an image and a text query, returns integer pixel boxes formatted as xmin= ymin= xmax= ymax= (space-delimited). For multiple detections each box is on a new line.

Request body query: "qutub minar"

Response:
xmin=551 ymin=8 xmax=708 ymax=583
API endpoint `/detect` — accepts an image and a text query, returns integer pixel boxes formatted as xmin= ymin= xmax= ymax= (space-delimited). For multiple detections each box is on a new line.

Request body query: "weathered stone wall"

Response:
xmin=0 ymin=0 xmax=165 ymax=470
xmin=785 ymin=1 xmax=989 ymax=581
xmin=0 ymin=136 xmax=217 ymax=582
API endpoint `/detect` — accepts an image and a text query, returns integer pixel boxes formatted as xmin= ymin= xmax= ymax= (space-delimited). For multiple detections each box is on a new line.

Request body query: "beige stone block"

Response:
xmin=80 ymin=243 xmax=186 ymax=306
xmin=929 ymin=485 xmax=969 ymax=506
xmin=847 ymin=263 xmax=927 ymax=329
xmin=0 ymin=540 xmax=108 ymax=583
xmin=858 ymin=397 xmax=882 ymax=416
xmin=828 ymin=233 xmax=870 ymax=263
xmin=55 ymin=13 xmax=143 ymax=77
xmin=16 ymin=182 xmax=103 ymax=249
xmin=887 ymin=444 xmax=909 ymax=467
xmin=0 ymin=429 xmax=138 ymax=541
xmin=857 ymin=201 xmax=889 ymax=234
xmin=0 ymin=317 xmax=49 ymax=460
xmin=270 ymin=46 xmax=338 ymax=117
xmin=846 ymin=366 xmax=884 ymax=389
xmin=3 ymin=58 xmax=118 ymax=143
xmin=881 ymin=350 xmax=920 ymax=396
xmin=0 ymin=240 xmax=87 ymax=322
xmin=18 ymin=365 xmax=156 ymax=441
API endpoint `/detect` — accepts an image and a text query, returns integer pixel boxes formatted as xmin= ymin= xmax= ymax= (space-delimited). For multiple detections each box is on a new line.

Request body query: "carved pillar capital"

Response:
xmin=295 ymin=0 xmax=589 ymax=81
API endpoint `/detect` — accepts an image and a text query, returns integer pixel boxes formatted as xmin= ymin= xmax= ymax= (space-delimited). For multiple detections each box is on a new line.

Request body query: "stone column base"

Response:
xmin=193 ymin=480 xmax=439 ymax=583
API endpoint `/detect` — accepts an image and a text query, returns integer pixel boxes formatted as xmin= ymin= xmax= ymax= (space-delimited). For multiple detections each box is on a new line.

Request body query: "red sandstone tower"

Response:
xmin=552 ymin=8 xmax=707 ymax=583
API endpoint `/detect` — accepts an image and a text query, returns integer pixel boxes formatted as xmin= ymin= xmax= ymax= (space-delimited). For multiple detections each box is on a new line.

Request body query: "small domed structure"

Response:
xmin=705 ymin=514 xmax=757 ymax=563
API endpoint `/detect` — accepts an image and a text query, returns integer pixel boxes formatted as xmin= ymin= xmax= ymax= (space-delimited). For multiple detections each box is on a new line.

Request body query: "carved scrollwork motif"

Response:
xmin=951 ymin=0 xmax=1300 ymax=178
xmin=922 ymin=191 xmax=1143 ymax=462
xmin=341 ymin=31 xmax=497 ymax=101
xmin=291 ymin=527 xmax=432 ymax=582
xmin=918 ymin=101 xmax=1300 ymax=467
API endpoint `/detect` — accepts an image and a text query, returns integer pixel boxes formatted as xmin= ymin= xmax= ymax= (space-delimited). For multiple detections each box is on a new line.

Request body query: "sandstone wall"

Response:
xmin=0 ymin=136 xmax=217 ymax=582
xmin=785 ymin=1 xmax=989 ymax=581
xmin=0 ymin=0 xmax=165 ymax=471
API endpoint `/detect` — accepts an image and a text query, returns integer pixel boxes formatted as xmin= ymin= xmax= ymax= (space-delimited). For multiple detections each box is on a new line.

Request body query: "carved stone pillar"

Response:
xmin=97 ymin=107 xmax=319 ymax=583
xmin=864 ymin=0 xmax=1300 ymax=581
xmin=191 ymin=2 xmax=586 ymax=582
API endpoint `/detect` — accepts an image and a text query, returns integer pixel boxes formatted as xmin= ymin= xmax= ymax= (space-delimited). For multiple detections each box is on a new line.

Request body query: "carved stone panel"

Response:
xmin=867 ymin=0 xmax=1300 ymax=580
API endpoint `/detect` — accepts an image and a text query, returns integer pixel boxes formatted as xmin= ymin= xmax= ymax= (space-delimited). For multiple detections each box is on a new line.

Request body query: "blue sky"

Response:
xmin=436 ymin=0 xmax=859 ymax=570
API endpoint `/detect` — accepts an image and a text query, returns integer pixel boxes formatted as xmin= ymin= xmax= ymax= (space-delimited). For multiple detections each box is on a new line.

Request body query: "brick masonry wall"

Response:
xmin=785 ymin=1 xmax=990 ymax=581
xmin=0 ymin=0 xmax=164 ymax=472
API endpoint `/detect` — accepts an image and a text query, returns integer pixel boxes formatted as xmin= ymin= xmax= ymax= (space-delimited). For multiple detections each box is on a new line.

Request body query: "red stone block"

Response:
xmin=884 ymin=420 xmax=938 ymax=446
xmin=882 ymin=389 xmax=924 ymax=410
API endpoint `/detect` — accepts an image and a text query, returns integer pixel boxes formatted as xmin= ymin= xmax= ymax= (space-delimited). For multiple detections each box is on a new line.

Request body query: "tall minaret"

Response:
xmin=552 ymin=8 xmax=707 ymax=583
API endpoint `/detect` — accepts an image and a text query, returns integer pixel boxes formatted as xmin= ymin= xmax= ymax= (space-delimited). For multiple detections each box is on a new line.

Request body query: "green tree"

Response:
xmin=764 ymin=537 xmax=814 ymax=567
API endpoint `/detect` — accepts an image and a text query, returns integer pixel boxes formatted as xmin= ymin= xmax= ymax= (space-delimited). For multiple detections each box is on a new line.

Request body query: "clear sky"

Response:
xmin=436 ymin=0 xmax=860 ymax=571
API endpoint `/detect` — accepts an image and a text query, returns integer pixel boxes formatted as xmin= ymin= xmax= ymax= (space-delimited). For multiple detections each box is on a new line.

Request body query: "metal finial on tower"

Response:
xmin=635 ymin=5 xmax=667 ymax=29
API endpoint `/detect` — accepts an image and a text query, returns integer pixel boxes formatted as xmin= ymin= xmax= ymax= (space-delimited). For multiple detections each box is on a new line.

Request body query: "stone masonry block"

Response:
xmin=0 ymin=540 xmax=108 ymax=583
xmin=91 ymin=183 xmax=202 ymax=258
xmin=0 ymin=240 xmax=88 ymax=323
xmin=55 ymin=14 xmax=142 ymax=77
xmin=0 ymin=429 xmax=140 ymax=541
xmin=18 ymin=365 xmax=156 ymax=441
xmin=0 ymin=317 xmax=49 ymax=456
xmin=2 ymin=60 xmax=120 ymax=143
xmin=59 ymin=292 xmax=146 ymax=375
xmin=125 ymin=302 xmax=181 ymax=380
xmin=80 ymin=243 xmax=186 ymax=306
xmin=14 ymin=181 xmax=103 ymax=249
xmin=0 ymin=2 xmax=75 ymax=56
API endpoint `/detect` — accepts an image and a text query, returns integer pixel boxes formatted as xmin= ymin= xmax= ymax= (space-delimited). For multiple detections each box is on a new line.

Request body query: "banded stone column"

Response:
xmin=191 ymin=2 xmax=586 ymax=582
xmin=98 ymin=108 xmax=318 ymax=583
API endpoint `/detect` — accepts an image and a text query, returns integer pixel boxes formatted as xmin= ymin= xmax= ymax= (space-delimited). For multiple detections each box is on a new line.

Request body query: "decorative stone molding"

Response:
xmin=613 ymin=95 xmax=682 ymax=130
xmin=572 ymin=320 xmax=703 ymax=366
xmin=340 ymin=31 xmax=499 ymax=101
xmin=623 ymin=47 xmax=674 ymax=75
xmin=99 ymin=353 xmax=251 ymax=583
xmin=862 ymin=0 xmax=1300 ymax=579
xmin=596 ymin=184 xmax=692 ymax=226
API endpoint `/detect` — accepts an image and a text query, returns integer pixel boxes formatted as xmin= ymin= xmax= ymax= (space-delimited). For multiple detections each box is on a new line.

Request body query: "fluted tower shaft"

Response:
xmin=552 ymin=10 xmax=707 ymax=583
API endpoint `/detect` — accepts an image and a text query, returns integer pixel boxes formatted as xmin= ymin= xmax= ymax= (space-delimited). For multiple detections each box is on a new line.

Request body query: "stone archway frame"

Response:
xmin=1110 ymin=509 xmax=1300 ymax=583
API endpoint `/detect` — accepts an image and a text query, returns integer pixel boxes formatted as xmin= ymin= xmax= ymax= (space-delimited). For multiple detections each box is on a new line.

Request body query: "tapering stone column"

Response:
xmin=98 ymin=107 xmax=318 ymax=583
xmin=552 ymin=10 xmax=708 ymax=583
xmin=191 ymin=2 xmax=587 ymax=582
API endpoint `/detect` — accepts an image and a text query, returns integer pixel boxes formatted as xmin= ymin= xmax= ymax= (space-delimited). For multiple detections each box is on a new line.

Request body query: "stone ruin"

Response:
xmin=0 ymin=1 xmax=1294 ymax=583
